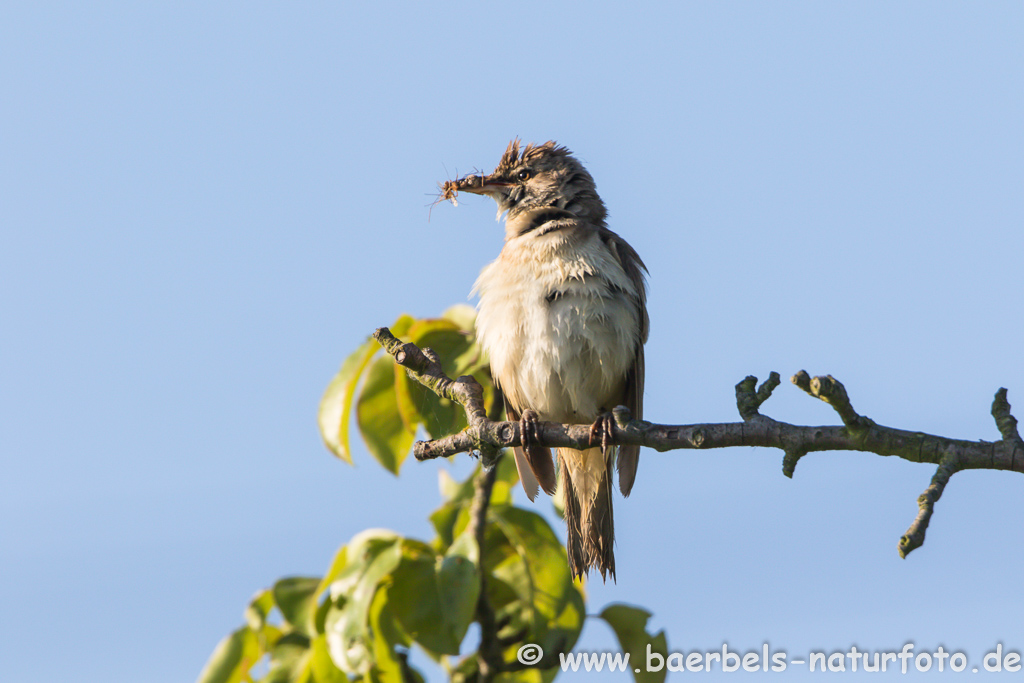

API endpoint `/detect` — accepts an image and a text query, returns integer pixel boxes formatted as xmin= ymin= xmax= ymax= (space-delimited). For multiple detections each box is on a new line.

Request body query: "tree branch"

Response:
xmin=469 ymin=464 xmax=501 ymax=681
xmin=372 ymin=327 xmax=1023 ymax=557
xmin=467 ymin=386 xmax=505 ymax=681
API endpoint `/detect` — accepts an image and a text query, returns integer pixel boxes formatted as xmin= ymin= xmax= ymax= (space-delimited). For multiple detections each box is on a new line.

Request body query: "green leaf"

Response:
xmin=313 ymin=594 xmax=333 ymax=639
xmin=392 ymin=361 xmax=425 ymax=435
xmin=318 ymin=337 xmax=378 ymax=464
xmin=441 ymin=303 xmax=476 ymax=332
xmin=264 ymin=632 xmax=312 ymax=683
xmin=439 ymin=466 xmax=478 ymax=503
xmin=325 ymin=531 xmax=404 ymax=675
xmin=441 ymin=306 xmax=491 ymax=378
xmin=439 ymin=530 xmax=481 ymax=641
xmin=356 ymin=355 xmax=416 ymax=474
xmin=314 ymin=545 xmax=348 ymax=607
xmin=273 ymin=576 xmax=321 ymax=636
xmin=387 ymin=534 xmax=480 ymax=656
xmin=488 ymin=507 xmax=572 ymax=620
xmin=385 ymin=540 xmax=451 ymax=655
xmin=318 ymin=313 xmax=414 ymax=464
xmin=408 ymin=317 xmax=460 ymax=350
xmin=428 ymin=501 xmax=461 ymax=551
xmin=244 ymin=589 xmax=275 ymax=632
xmin=258 ymin=624 xmax=285 ymax=655
xmin=307 ymin=634 xmax=349 ymax=683
xmin=437 ymin=469 xmax=460 ymax=501
xmin=195 ymin=626 xmax=259 ymax=683
xmin=329 ymin=529 xmax=401 ymax=597
xmin=488 ymin=506 xmax=585 ymax=657
xmin=598 ymin=604 xmax=668 ymax=683
xmin=550 ymin=477 xmax=566 ymax=519
xmin=365 ymin=583 xmax=413 ymax=682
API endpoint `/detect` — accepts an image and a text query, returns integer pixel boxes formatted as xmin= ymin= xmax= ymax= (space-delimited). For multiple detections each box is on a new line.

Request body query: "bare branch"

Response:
xmin=374 ymin=329 xmax=1023 ymax=558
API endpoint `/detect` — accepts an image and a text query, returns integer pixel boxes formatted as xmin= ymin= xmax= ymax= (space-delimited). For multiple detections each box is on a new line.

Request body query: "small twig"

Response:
xmin=373 ymin=327 xmax=487 ymax=426
xmin=781 ymin=448 xmax=808 ymax=479
xmin=899 ymin=454 xmax=960 ymax=558
xmin=736 ymin=372 xmax=781 ymax=421
xmin=992 ymin=388 xmax=1022 ymax=443
xmin=792 ymin=370 xmax=870 ymax=430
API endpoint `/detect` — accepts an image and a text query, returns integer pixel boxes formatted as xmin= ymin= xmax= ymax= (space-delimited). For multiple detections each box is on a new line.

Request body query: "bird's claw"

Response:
xmin=590 ymin=413 xmax=616 ymax=457
xmin=521 ymin=409 xmax=542 ymax=457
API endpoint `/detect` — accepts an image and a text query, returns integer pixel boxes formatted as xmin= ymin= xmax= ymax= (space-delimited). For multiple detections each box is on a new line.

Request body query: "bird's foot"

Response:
xmin=590 ymin=412 xmax=616 ymax=458
xmin=520 ymin=409 xmax=542 ymax=457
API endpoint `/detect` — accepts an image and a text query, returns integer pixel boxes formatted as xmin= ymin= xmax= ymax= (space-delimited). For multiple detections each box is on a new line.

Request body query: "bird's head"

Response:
xmin=447 ymin=140 xmax=607 ymax=227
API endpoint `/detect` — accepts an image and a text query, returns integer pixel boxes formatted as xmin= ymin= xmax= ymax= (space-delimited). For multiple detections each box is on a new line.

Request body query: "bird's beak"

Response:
xmin=446 ymin=173 xmax=511 ymax=198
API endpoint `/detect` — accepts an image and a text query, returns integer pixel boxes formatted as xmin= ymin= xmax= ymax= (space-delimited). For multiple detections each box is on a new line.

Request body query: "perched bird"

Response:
xmin=447 ymin=140 xmax=649 ymax=581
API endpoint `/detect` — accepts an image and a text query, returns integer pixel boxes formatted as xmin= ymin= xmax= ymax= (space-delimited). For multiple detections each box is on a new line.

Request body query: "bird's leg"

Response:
xmin=520 ymin=409 xmax=542 ymax=457
xmin=590 ymin=412 xmax=616 ymax=459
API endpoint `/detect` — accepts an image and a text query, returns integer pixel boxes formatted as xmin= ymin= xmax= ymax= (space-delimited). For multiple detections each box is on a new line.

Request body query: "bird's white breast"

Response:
xmin=473 ymin=228 xmax=640 ymax=423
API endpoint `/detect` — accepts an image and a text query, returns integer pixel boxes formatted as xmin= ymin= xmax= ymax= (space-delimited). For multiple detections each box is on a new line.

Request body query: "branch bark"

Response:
xmin=372 ymin=327 xmax=1024 ymax=558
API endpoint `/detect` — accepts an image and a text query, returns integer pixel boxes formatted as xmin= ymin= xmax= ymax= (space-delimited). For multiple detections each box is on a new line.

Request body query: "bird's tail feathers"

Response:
xmin=560 ymin=447 xmax=615 ymax=582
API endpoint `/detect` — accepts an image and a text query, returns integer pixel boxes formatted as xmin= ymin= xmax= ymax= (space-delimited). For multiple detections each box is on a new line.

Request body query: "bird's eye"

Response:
xmin=517 ymin=170 xmax=531 ymax=181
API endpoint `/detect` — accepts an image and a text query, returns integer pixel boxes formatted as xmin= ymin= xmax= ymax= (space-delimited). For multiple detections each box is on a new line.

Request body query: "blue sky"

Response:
xmin=2 ymin=3 xmax=1022 ymax=681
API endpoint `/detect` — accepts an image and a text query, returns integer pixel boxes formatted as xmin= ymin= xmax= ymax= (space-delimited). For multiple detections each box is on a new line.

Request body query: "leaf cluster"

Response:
xmin=196 ymin=460 xmax=580 ymax=681
xmin=199 ymin=310 xmax=666 ymax=682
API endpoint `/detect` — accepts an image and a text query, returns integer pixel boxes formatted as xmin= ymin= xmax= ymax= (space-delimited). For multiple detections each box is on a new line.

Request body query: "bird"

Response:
xmin=446 ymin=140 xmax=649 ymax=581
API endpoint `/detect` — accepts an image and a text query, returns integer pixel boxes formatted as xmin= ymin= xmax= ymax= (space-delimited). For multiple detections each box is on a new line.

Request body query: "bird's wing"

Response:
xmin=503 ymin=397 xmax=545 ymax=501
xmin=618 ymin=344 xmax=644 ymax=496
xmin=602 ymin=230 xmax=649 ymax=497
